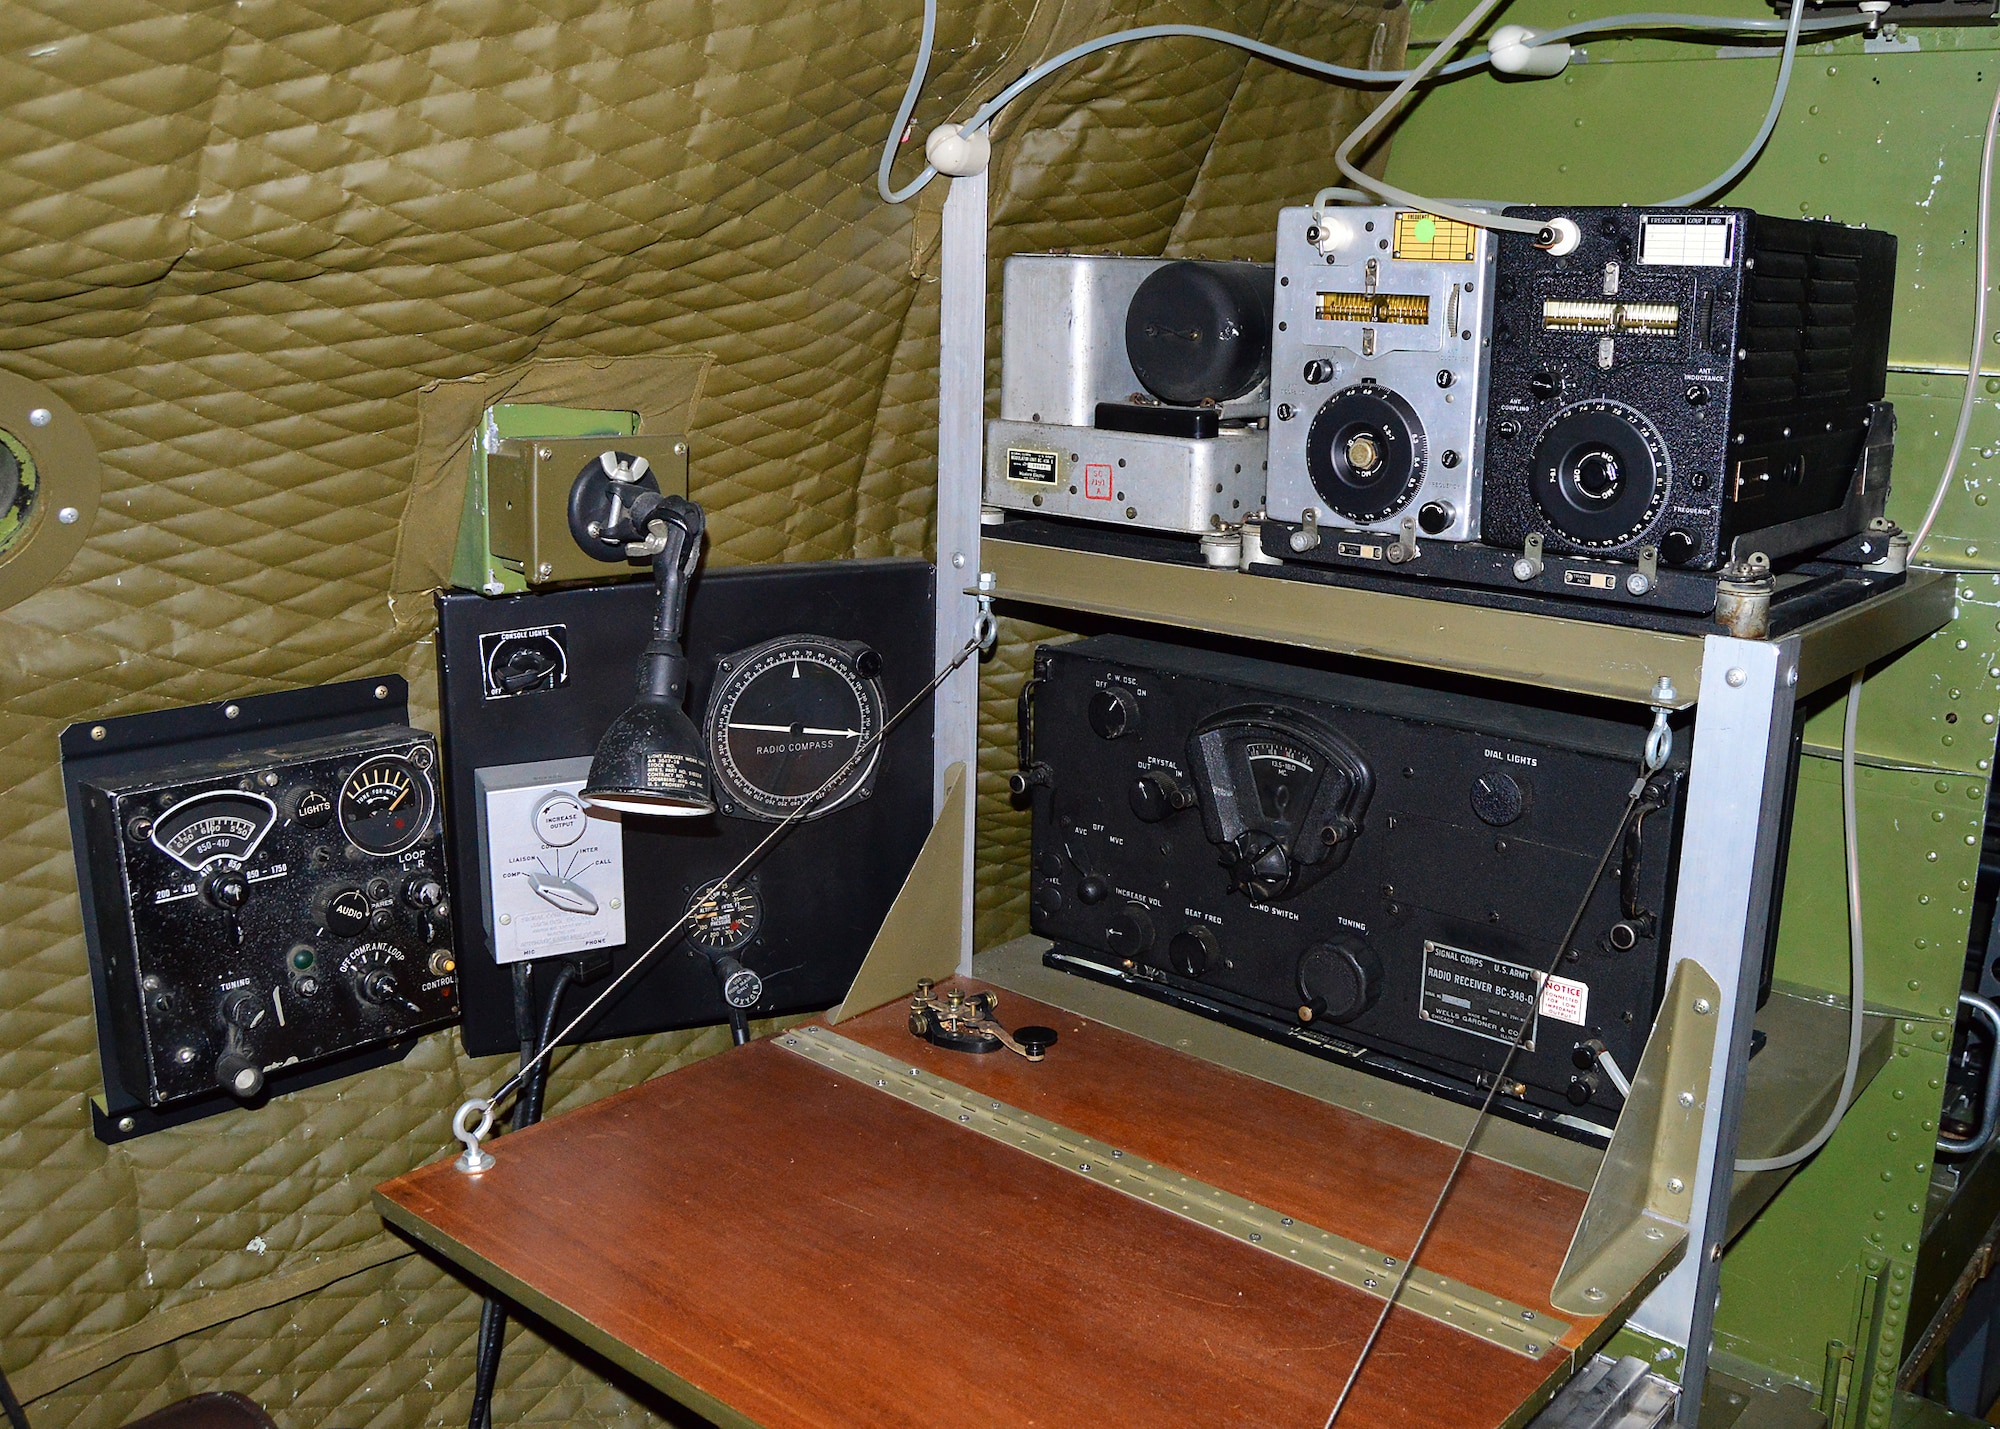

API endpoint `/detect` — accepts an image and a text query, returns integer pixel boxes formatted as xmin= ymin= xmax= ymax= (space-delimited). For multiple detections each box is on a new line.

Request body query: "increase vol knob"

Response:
xmin=1105 ymin=903 xmax=1156 ymax=963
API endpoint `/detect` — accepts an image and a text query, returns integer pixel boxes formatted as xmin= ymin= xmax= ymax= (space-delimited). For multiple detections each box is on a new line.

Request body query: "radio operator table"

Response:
xmin=376 ymin=969 xmax=1664 ymax=1429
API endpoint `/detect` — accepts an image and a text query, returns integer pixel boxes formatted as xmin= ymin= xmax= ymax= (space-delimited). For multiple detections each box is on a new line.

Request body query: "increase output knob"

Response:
xmin=1296 ymin=936 xmax=1381 ymax=1025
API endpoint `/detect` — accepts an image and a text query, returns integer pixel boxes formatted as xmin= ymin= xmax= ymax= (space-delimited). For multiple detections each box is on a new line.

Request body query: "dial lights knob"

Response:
xmin=1470 ymin=772 xmax=1526 ymax=826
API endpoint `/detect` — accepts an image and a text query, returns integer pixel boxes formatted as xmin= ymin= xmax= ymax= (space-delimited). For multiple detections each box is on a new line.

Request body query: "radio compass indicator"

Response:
xmin=338 ymin=754 xmax=435 ymax=857
xmin=149 ymin=790 xmax=279 ymax=871
xmin=704 ymin=635 xmax=886 ymax=821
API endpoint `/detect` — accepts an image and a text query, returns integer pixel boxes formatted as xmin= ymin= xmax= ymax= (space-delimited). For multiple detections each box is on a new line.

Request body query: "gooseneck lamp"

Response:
xmin=579 ymin=493 xmax=715 ymax=817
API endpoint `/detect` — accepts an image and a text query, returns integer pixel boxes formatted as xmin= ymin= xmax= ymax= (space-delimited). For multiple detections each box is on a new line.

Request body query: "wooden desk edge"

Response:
xmin=372 ymin=1185 xmax=766 ymax=1429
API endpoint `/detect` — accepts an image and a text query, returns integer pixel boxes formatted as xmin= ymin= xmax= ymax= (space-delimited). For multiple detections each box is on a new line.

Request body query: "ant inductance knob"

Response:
xmin=1169 ymin=924 xmax=1219 ymax=979
xmin=1296 ymin=936 xmax=1381 ymax=1026
xmin=1104 ymin=903 xmax=1156 ymax=964
xmin=215 ymin=1050 xmax=264 ymax=1100
xmin=203 ymin=868 xmax=250 ymax=911
xmin=1129 ymin=770 xmax=1194 ymax=823
xmin=1088 ymin=686 xmax=1140 ymax=740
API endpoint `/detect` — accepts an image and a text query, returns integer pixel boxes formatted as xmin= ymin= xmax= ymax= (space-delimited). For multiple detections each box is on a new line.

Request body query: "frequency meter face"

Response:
xmin=684 ymin=878 xmax=763 ymax=954
xmin=338 ymin=753 xmax=437 ymax=857
xmin=703 ymin=635 xmax=886 ymax=822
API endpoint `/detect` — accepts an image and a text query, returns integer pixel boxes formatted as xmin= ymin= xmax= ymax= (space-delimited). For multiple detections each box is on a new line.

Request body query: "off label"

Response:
xmin=1006 ymin=448 xmax=1059 ymax=486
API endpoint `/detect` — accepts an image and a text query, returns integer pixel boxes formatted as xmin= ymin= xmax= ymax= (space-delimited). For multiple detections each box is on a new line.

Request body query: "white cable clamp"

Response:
xmin=453 ymin=1098 xmax=496 ymax=1174
xmin=925 ymin=123 xmax=990 ymax=177
xmin=1488 ymin=24 xmax=1573 ymax=77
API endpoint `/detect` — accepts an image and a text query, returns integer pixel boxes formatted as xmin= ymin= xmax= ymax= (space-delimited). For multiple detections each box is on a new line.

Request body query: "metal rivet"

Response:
xmin=1694 ymin=998 xmax=1712 ymax=1015
xmin=90 ymin=725 xmax=107 ymax=741
xmin=536 ymin=563 xmax=554 ymax=579
xmin=57 ymin=506 xmax=79 ymax=525
xmin=1726 ymin=668 xmax=1747 ymax=687
xmin=28 ymin=407 xmax=50 ymax=427
xmin=1248 ymin=1231 xmax=1260 ymax=1242
xmin=1364 ymin=1277 xmax=1378 ymax=1289
xmin=483 ymin=580 xmax=505 ymax=595
xmin=1110 ymin=1149 xmax=1122 ymax=1158
xmin=1678 ymin=1091 xmax=1695 ymax=1107
xmin=223 ymin=704 xmax=241 ymax=720
xmin=1667 ymin=1177 xmax=1685 ymax=1194
xmin=175 ymin=1046 xmax=196 ymax=1064
xmin=951 ymin=553 xmax=966 ymax=568
xmin=1527 ymin=1342 xmax=1541 ymax=1355
xmin=673 ymin=442 xmax=687 ymax=455
xmin=116 ymin=1116 xmax=136 ymax=1133
xmin=1523 ymin=1310 xmax=1536 ymax=1319
xmin=374 ymin=685 xmax=389 ymax=699
xmin=499 ymin=914 xmax=512 ymax=926
xmin=1281 ymin=1216 xmax=1293 ymax=1226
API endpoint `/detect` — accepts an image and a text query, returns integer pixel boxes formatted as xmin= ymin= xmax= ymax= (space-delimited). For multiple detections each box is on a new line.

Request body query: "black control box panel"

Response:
xmin=1482 ymin=207 xmax=1896 ymax=570
xmin=68 ymin=701 xmax=457 ymax=1136
xmin=1023 ymin=635 xmax=1690 ymax=1136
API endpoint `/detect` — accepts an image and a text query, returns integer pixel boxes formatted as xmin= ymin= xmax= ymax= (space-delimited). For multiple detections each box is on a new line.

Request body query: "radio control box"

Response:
xmin=474 ymin=757 xmax=627 ymax=964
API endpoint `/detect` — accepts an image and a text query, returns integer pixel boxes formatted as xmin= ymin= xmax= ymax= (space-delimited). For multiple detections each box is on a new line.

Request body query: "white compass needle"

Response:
xmin=727 ymin=722 xmax=863 ymax=737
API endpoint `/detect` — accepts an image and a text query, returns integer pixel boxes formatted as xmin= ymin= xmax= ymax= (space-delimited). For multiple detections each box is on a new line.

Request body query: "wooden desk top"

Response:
xmin=377 ymin=982 xmax=1625 ymax=1429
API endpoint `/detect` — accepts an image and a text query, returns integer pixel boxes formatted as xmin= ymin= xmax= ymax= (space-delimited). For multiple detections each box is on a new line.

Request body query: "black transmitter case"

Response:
xmin=1021 ymin=635 xmax=1693 ymax=1137
xmin=1481 ymin=207 xmax=1896 ymax=571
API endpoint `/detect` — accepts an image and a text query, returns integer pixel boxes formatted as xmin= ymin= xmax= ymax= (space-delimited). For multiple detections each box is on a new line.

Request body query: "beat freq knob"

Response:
xmin=1296 ymin=936 xmax=1381 ymax=1025
xmin=1169 ymin=925 xmax=1218 ymax=979
xmin=1129 ymin=770 xmax=1194 ymax=823
xmin=1105 ymin=903 xmax=1155 ymax=963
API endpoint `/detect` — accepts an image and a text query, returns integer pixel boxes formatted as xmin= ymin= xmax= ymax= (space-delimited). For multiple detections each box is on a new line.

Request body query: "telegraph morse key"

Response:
xmin=909 ymin=980 xmax=1057 ymax=1061
xmin=983 ymin=255 xmax=1272 ymax=545
xmin=1481 ymin=206 xmax=1898 ymax=572
xmin=1265 ymin=204 xmax=1498 ymax=560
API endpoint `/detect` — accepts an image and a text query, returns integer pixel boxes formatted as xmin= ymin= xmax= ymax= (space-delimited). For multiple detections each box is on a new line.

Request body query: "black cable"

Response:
xmin=728 ymin=1007 xmax=750 ymax=1046
xmin=467 ymin=961 xmax=578 ymax=1429
xmin=0 ymin=1366 xmax=29 ymax=1429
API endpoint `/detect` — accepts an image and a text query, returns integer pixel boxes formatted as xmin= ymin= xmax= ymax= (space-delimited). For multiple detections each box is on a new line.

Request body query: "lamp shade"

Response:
xmin=580 ymin=694 xmax=715 ymax=817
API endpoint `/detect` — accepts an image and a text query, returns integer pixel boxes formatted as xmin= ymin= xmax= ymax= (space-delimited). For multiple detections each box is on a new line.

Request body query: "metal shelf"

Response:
xmin=980 ymin=537 xmax=1958 ymax=707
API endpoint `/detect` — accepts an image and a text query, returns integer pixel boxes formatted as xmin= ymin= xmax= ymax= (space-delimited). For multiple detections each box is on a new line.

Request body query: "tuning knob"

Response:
xmin=1296 ymin=936 xmax=1381 ymax=1025
xmin=1105 ymin=903 xmax=1156 ymax=963
xmin=1169 ymin=925 xmax=1219 ymax=979
xmin=203 ymin=869 xmax=250 ymax=911
xmin=1225 ymin=830 xmax=1294 ymax=903
xmin=1129 ymin=770 xmax=1194 ymax=823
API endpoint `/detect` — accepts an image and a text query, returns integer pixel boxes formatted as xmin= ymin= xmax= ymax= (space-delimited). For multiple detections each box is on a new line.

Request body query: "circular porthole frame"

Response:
xmin=0 ymin=369 xmax=100 ymax=615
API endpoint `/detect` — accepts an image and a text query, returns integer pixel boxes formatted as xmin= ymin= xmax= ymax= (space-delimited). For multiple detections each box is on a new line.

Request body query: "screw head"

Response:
xmin=1726 ymin=668 xmax=1747 ymax=687
xmin=1678 ymin=1091 xmax=1695 ymax=1107
xmin=1626 ymin=572 xmax=1652 ymax=596
xmin=1694 ymin=997 xmax=1713 ymax=1015
xmin=674 ymin=442 xmax=687 ymax=455
xmin=223 ymin=703 xmax=241 ymax=720
xmin=536 ymin=562 xmax=554 ymax=579
xmin=1512 ymin=558 xmax=1537 ymax=581
xmin=1667 ymin=1177 xmax=1685 ymax=1194
xmin=175 ymin=1046 xmax=196 ymax=1065
xmin=57 ymin=505 xmax=80 ymax=525
xmin=90 ymin=724 xmax=107 ymax=741
xmin=117 ymin=1115 xmax=136 ymax=1133
xmin=28 ymin=407 xmax=50 ymax=427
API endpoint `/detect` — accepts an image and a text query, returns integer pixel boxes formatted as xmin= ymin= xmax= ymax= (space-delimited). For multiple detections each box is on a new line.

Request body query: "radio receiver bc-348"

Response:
xmin=1018 ymin=635 xmax=1700 ymax=1137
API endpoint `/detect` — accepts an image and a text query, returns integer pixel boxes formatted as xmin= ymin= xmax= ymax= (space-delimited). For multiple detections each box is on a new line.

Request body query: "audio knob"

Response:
xmin=1105 ymin=903 xmax=1156 ymax=963
xmin=1088 ymin=686 xmax=1141 ymax=740
xmin=1296 ymin=936 xmax=1381 ymax=1025
xmin=203 ymin=869 xmax=250 ymax=911
xmin=1129 ymin=770 xmax=1194 ymax=823
xmin=1169 ymin=925 xmax=1218 ymax=979
xmin=320 ymin=885 xmax=371 ymax=938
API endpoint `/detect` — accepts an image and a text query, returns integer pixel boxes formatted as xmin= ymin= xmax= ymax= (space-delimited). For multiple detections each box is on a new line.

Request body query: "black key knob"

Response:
xmin=203 ymin=869 xmax=250 ymax=911
xmin=321 ymin=885 xmax=371 ymax=938
xmin=402 ymin=875 xmax=446 ymax=911
xmin=1105 ymin=903 xmax=1156 ymax=962
xmin=1129 ymin=770 xmax=1194 ymax=823
xmin=1088 ymin=687 xmax=1141 ymax=740
xmin=216 ymin=1050 xmax=264 ymax=1099
xmin=1077 ymin=876 xmax=1110 ymax=906
xmin=1296 ymin=936 xmax=1381 ymax=1025
xmin=1528 ymin=372 xmax=1559 ymax=401
xmin=1014 ymin=1025 xmax=1059 ymax=1059
xmin=1169 ymin=925 xmax=1219 ymax=979
xmin=1303 ymin=358 xmax=1337 ymax=385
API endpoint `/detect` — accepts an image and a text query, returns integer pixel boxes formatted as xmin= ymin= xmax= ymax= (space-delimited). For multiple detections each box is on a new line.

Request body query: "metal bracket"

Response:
xmin=1387 ymin=513 xmax=1421 ymax=565
xmin=1629 ymin=545 xmax=1659 ymax=597
xmin=1514 ymin=532 xmax=1545 ymax=581
xmin=1551 ymin=960 xmax=1720 ymax=1315
xmin=1289 ymin=507 xmax=1322 ymax=553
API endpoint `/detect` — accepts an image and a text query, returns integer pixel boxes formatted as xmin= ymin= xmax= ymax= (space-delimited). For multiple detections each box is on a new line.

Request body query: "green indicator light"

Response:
xmin=292 ymin=948 xmax=315 ymax=970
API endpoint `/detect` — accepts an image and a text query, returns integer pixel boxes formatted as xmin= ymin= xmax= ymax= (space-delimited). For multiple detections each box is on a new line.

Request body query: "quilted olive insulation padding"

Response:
xmin=0 ymin=0 xmax=1403 ymax=1422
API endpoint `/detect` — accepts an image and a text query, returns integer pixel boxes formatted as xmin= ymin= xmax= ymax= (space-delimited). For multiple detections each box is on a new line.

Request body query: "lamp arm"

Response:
xmin=638 ymin=496 xmax=705 ymax=703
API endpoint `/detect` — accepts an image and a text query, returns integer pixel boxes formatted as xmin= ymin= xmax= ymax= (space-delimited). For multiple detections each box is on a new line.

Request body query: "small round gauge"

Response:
xmin=150 ymin=790 xmax=279 ymax=870
xmin=338 ymin=755 xmax=435 ymax=857
xmin=685 ymin=879 xmax=763 ymax=954
xmin=704 ymin=635 xmax=886 ymax=821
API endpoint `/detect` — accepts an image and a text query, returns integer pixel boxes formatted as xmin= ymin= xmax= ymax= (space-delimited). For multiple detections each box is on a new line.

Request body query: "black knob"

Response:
xmin=1105 ymin=903 xmax=1155 ymax=962
xmin=713 ymin=955 xmax=764 ymax=1009
xmin=1418 ymin=501 xmax=1454 ymax=535
xmin=356 ymin=969 xmax=418 ymax=1013
xmin=1470 ymin=772 xmax=1525 ymax=827
xmin=1567 ymin=1072 xmax=1600 ymax=1107
xmin=292 ymin=787 xmax=333 ymax=829
xmin=1303 ymin=358 xmax=1336 ymax=385
xmin=1435 ymin=369 xmax=1455 ymax=389
xmin=216 ymin=1050 xmax=264 ymax=1099
xmin=1088 ymin=687 xmax=1140 ymax=740
xmin=1528 ymin=372 xmax=1559 ymax=401
xmin=1015 ymin=1025 xmax=1059 ymax=1059
xmin=321 ymin=885 xmax=371 ymax=938
xmin=1685 ymin=383 xmax=1709 ymax=407
xmin=1439 ymin=450 xmax=1460 ymax=470
xmin=1296 ymin=936 xmax=1382 ymax=1024
xmin=1169 ymin=925 xmax=1218 ymax=979
xmin=1033 ymin=883 xmax=1065 ymax=917
xmin=1129 ymin=770 xmax=1194 ymax=823
xmin=1496 ymin=419 xmax=1521 ymax=440
xmin=204 ymin=869 xmax=250 ymax=911
xmin=1572 ymin=1040 xmax=1605 ymax=1071
xmin=1226 ymin=830 xmax=1294 ymax=902
xmin=1660 ymin=529 xmax=1699 ymax=567
xmin=1077 ymin=876 xmax=1110 ymax=906
xmin=402 ymin=876 xmax=446 ymax=910
xmin=220 ymin=988 xmax=265 ymax=1030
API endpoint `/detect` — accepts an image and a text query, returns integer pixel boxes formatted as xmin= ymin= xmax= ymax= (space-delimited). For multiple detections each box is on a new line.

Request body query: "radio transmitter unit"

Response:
xmin=1480 ymin=207 xmax=1897 ymax=571
xmin=1016 ymin=635 xmax=1695 ymax=1136
xmin=1265 ymin=204 xmax=1498 ymax=555
xmin=983 ymin=254 xmax=1272 ymax=538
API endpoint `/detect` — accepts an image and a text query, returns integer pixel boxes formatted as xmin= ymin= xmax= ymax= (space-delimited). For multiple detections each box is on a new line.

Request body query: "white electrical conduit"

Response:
xmin=1911 ymin=71 xmax=2000 ymax=561
xmin=1736 ymin=671 xmax=1867 ymax=1174
xmin=878 ymin=8 xmax=1865 ymax=205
